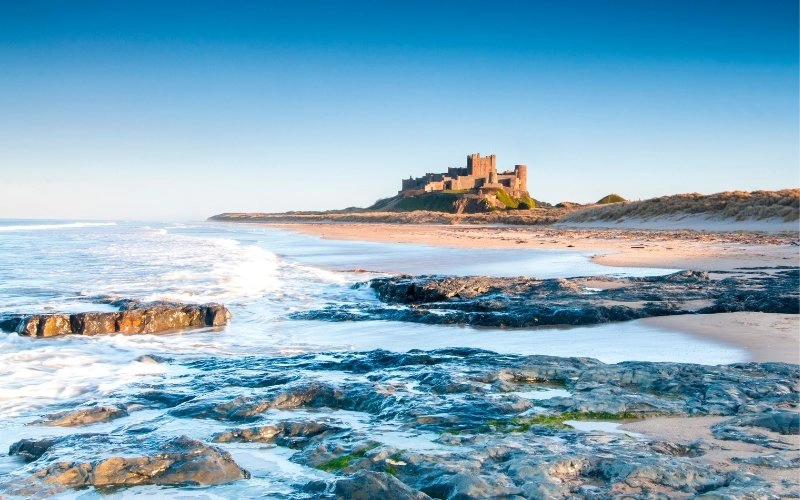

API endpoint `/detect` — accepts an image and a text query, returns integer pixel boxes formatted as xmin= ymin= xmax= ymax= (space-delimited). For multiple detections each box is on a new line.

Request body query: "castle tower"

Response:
xmin=514 ymin=164 xmax=528 ymax=193
xmin=467 ymin=153 xmax=496 ymax=179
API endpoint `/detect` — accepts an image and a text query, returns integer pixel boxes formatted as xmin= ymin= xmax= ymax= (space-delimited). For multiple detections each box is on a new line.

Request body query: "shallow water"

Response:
xmin=0 ymin=219 xmax=746 ymax=497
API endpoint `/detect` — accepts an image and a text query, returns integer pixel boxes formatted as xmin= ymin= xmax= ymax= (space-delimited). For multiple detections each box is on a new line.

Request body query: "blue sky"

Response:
xmin=0 ymin=0 xmax=797 ymax=220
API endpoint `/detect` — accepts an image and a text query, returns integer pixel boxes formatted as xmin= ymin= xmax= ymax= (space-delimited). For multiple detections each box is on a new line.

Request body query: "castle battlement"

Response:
xmin=400 ymin=153 xmax=528 ymax=199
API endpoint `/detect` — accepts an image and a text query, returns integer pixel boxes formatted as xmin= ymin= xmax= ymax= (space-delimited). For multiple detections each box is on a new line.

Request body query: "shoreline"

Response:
xmin=255 ymin=221 xmax=798 ymax=272
xmin=230 ymin=221 xmax=799 ymax=364
xmin=641 ymin=312 xmax=799 ymax=364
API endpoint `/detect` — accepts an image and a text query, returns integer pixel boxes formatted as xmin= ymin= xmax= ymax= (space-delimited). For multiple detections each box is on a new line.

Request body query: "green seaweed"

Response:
xmin=318 ymin=443 xmax=380 ymax=472
xmin=489 ymin=411 xmax=642 ymax=432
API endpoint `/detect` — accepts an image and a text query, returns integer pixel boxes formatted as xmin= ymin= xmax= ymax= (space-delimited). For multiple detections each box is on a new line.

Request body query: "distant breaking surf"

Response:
xmin=0 ymin=222 xmax=117 ymax=232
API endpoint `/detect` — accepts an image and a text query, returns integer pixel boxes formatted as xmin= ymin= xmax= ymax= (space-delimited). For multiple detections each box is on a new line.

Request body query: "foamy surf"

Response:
xmin=0 ymin=221 xmax=117 ymax=231
xmin=0 ymin=219 xmax=751 ymax=497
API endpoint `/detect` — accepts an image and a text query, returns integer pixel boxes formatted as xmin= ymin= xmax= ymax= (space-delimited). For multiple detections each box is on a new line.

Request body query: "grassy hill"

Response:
xmin=370 ymin=189 xmax=536 ymax=214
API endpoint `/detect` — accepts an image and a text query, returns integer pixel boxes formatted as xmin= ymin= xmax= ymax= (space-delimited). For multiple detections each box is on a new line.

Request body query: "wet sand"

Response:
xmin=643 ymin=313 xmax=800 ymax=364
xmin=620 ymin=415 xmax=800 ymax=492
xmin=267 ymin=222 xmax=799 ymax=272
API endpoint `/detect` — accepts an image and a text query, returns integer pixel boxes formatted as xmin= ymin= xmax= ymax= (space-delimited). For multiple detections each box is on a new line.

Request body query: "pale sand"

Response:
xmin=643 ymin=313 xmax=800 ymax=364
xmin=268 ymin=222 xmax=799 ymax=271
xmin=620 ymin=416 xmax=799 ymax=488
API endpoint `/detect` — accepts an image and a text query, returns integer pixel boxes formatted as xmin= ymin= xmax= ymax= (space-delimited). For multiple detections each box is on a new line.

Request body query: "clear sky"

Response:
xmin=0 ymin=0 xmax=797 ymax=220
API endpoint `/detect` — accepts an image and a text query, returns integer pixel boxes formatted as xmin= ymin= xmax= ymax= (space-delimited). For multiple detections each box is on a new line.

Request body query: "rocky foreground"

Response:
xmin=294 ymin=267 xmax=799 ymax=327
xmin=0 ymin=298 xmax=230 ymax=337
xmin=5 ymin=349 xmax=798 ymax=498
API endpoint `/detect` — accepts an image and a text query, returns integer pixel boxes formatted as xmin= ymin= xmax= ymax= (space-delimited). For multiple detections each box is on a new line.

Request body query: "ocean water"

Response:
xmin=0 ymin=219 xmax=747 ymax=497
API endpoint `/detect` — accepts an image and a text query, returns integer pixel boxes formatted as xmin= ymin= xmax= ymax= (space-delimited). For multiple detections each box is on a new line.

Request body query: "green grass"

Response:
xmin=489 ymin=411 xmax=641 ymax=432
xmin=494 ymin=189 xmax=519 ymax=209
xmin=596 ymin=193 xmax=627 ymax=204
xmin=518 ymin=194 xmax=536 ymax=210
xmin=318 ymin=443 xmax=380 ymax=472
xmin=392 ymin=193 xmax=464 ymax=213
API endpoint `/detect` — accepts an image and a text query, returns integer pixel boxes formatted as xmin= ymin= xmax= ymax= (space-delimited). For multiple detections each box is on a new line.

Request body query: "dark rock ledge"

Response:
xmin=293 ymin=267 xmax=799 ymax=327
xmin=0 ymin=298 xmax=231 ymax=337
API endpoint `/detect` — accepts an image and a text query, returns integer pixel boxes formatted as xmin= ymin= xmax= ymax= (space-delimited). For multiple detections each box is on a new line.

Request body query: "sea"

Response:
xmin=0 ymin=219 xmax=747 ymax=497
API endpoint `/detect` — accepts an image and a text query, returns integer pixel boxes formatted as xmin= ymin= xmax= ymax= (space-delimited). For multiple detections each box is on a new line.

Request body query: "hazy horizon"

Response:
xmin=1 ymin=1 xmax=797 ymax=220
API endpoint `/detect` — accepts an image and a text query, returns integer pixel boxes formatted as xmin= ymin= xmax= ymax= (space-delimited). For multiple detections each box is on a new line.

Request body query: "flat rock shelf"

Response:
xmin=0 ymin=298 xmax=231 ymax=337
xmin=294 ymin=267 xmax=799 ymax=327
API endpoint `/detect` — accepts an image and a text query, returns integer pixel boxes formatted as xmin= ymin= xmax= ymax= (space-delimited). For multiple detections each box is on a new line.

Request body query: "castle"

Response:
xmin=400 ymin=153 xmax=528 ymax=198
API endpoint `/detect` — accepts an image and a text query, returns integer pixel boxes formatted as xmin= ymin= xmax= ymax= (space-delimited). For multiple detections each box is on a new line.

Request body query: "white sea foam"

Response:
xmin=0 ymin=221 xmax=117 ymax=231
xmin=0 ymin=333 xmax=173 ymax=418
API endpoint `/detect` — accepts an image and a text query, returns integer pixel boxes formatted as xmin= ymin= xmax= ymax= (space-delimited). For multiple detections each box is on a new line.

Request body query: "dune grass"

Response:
xmin=563 ymin=189 xmax=800 ymax=223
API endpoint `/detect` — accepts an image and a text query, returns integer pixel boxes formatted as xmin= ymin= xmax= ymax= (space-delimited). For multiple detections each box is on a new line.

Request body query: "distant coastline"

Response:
xmin=210 ymin=188 xmax=800 ymax=234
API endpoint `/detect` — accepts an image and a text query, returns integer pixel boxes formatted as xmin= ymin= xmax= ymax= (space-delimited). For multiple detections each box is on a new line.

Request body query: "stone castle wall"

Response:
xmin=400 ymin=154 xmax=528 ymax=198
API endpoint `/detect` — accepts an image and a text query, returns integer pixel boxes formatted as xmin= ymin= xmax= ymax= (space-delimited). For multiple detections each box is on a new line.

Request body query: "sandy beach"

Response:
xmin=267 ymin=222 xmax=799 ymax=272
xmin=642 ymin=312 xmax=799 ymax=364
xmin=263 ymin=221 xmax=799 ymax=363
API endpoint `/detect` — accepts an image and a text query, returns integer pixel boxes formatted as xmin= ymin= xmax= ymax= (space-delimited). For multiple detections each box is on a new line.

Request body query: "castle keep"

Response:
xmin=400 ymin=153 xmax=528 ymax=198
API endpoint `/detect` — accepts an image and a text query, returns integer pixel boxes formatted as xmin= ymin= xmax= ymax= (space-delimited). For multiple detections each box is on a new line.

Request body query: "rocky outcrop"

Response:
xmin=293 ymin=268 xmax=799 ymax=327
xmin=213 ymin=420 xmax=343 ymax=448
xmin=6 ymin=349 xmax=798 ymax=498
xmin=9 ymin=438 xmax=57 ymax=462
xmin=36 ymin=406 xmax=128 ymax=427
xmin=331 ymin=471 xmax=432 ymax=500
xmin=0 ymin=299 xmax=231 ymax=337
xmin=10 ymin=436 xmax=249 ymax=494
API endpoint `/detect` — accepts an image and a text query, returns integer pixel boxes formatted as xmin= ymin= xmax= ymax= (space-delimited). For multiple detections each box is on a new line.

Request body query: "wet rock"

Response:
xmin=38 ymin=314 xmax=73 ymax=336
xmin=70 ymin=312 xmax=118 ymax=335
xmin=650 ymin=440 xmax=710 ymax=457
xmin=732 ymin=452 xmax=800 ymax=469
xmin=171 ymin=381 xmax=392 ymax=422
xmin=0 ymin=300 xmax=231 ymax=337
xmin=6 ymin=349 xmax=797 ymax=498
xmin=724 ymin=410 xmax=800 ymax=435
xmin=9 ymin=438 xmax=56 ymax=462
xmin=37 ymin=406 xmax=128 ymax=427
xmin=22 ymin=436 xmax=248 ymax=491
xmin=213 ymin=420 xmax=342 ymax=448
xmin=332 ymin=470 xmax=431 ymax=500
xmin=294 ymin=268 xmax=799 ymax=327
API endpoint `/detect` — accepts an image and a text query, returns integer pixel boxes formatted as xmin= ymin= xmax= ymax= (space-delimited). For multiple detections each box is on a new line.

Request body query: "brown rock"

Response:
xmin=19 ymin=316 xmax=40 ymax=336
xmin=38 ymin=406 xmax=128 ymax=427
xmin=33 ymin=462 xmax=93 ymax=488
xmin=1 ymin=301 xmax=231 ymax=338
xmin=70 ymin=312 xmax=119 ymax=335
xmin=115 ymin=309 xmax=145 ymax=333
xmin=205 ymin=304 xmax=231 ymax=327
xmin=25 ymin=436 xmax=249 ymax=491
xmin=37 ymin=314 xmax=73 ymax=337
xmin=140 ymin=307 xmax=191 ymax=333
xmin=183 ymin=305 xmax=206 ymax=327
